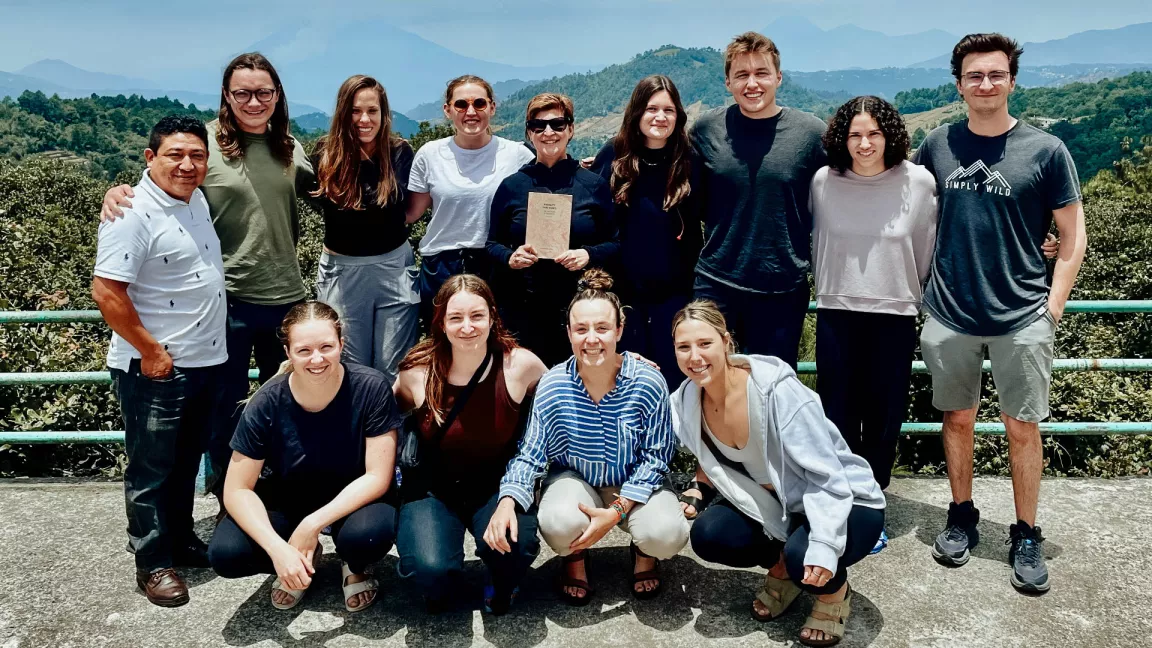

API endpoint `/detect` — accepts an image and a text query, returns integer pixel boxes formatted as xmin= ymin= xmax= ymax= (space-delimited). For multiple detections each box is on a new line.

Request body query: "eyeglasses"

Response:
xmin=228 ymin=88 xmax=277 ymax=104
xmin=526 ymin=117 xmax=571 ymax=134
xmin=961 ymin=71 xmax=1011 ymax=87
xmin=451 ymin=97 xmax=490 ymax=112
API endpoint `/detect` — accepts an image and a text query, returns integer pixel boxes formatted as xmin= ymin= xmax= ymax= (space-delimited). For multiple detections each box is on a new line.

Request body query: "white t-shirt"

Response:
xmin=95 ymin=170 xmax=228 ymax=372
xmin=408 ymin=135 xmax=535 ymax=256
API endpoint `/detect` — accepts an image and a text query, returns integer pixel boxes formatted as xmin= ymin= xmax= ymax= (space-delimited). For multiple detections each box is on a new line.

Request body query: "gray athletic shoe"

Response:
xmin=932 ymin=501 xmax=980 ymax=566
xmin=1009 ymin=522 xmax=1050 ymax=594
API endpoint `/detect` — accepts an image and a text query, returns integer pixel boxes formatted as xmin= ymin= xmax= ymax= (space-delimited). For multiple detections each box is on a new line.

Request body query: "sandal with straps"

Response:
xmin=751 ymin=571 xmax=802 ymax=621
xmin=678 ymin=481 xmax=716 ymax=520
xmin=800 ymin=584 xmax=853 ymax=647
xmin=271 ymin=542 xmax=322 ymax=610
xmin=558 ymin=550 xmax=594 ymax=607
xmin=341 ymin=562 xmax=380 ymax=613
xmin=630 ymin=543 xmax=663 ymax=600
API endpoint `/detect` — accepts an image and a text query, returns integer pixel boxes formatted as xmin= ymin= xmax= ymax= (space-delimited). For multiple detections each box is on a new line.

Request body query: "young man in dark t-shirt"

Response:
xmin=914 ymin=34 xmax=1086 ymax=595
xmin=689 ymin=31 xmax=827 ymax=369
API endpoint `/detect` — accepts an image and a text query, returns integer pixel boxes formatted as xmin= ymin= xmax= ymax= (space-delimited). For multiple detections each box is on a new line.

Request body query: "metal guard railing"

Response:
xmin=2 ymin=300 xmax=1150 ymax=443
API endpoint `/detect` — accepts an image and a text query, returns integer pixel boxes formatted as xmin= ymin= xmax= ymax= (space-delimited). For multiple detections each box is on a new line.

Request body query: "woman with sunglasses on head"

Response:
xmin=392 ymin=274 xmax=547 ymax=614
xmin=98 ymin=53 xmax=315 ymax=500
xmin=299 ymin=75 xmax=418 ymax=384
xmin=406 ymin=76 xmax=535 ymax=325
xmin=486 ymin=93 xmax=620 ymax=366
xmin=590 ymin=75 xmax=701 ymax=391
xmin=487 ymin=269 xmax=688 ymax=606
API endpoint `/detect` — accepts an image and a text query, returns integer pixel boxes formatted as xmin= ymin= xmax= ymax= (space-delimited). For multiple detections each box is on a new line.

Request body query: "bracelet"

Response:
xmin=610 ymin=498 xmax=628 ymax=522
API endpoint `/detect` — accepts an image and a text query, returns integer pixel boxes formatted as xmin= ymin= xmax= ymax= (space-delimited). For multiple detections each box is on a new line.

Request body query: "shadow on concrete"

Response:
xmin=884 ymin=491 xmax=1064 ymax=564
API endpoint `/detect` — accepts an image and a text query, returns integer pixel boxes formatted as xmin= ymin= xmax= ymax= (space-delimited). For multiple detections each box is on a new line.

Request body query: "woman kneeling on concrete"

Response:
xmin=486 ymin=269 xmax=689 ymax=605
xmin=671 ymin=300 xmax=885 ymax=647
xmin=392 ymin=275 xmax=547 ymax=614
xmin=208 ymin=301 xmax=402 ymax=612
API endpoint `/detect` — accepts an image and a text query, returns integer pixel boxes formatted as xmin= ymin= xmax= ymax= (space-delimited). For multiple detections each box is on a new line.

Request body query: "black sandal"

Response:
xmin=679 ymin=481 xmax=716 ymax=520
xmin=631 ymin=543 xmax=663 ymax=600
xmin=558 ymin=550 xmax=594 ymax=606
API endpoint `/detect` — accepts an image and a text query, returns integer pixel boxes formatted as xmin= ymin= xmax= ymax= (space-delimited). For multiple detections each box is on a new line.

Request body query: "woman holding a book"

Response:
xmin=485 ymin=93 xmax=619 ymax=366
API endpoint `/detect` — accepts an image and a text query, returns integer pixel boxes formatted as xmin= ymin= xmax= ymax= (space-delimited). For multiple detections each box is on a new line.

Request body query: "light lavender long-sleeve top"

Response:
xmin=810 ymin=160 xmax=938 ymax=316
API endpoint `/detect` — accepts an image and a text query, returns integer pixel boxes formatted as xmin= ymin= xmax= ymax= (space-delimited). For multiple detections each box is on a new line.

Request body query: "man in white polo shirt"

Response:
xmin=92 ymin=115 xmax=227 ymax=607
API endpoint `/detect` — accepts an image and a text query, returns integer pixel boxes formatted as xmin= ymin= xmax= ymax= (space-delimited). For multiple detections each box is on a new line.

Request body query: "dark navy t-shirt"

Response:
xmin=913 ymin=120 xmax=1081 ymax=336
xmin=231 ymin=363 xmax=403 ymax=513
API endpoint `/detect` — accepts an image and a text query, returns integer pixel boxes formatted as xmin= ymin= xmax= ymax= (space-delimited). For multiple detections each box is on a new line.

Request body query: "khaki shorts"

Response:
xmin=919 ymin=310 xmax=1057 ymax=422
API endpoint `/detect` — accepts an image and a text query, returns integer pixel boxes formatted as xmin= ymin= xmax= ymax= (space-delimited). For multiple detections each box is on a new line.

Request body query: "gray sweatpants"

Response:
xmin=316 ymin=244 xmax=420 ymax=384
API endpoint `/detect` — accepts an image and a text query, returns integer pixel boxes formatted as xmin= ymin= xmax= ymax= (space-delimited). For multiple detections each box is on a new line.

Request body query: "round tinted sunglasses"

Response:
xmin=451 ymin=97 xmax=490 ymax=112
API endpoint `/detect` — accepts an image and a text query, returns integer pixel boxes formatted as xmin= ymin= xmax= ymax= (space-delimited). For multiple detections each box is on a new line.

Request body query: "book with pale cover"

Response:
xmin=525 ymin=192 xmax=572 ymax=259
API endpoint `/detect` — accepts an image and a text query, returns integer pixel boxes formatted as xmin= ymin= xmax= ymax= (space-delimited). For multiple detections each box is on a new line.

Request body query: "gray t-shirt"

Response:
xmin=913 ymin=120 xmax=1081 ymax=336
xmin=690 ymin=106 xmax=827 ymax=294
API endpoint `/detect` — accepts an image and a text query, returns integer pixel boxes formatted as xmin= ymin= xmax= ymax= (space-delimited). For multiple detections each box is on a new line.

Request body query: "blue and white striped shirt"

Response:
xmin=499 ymin=353 xmax=675 ymax=510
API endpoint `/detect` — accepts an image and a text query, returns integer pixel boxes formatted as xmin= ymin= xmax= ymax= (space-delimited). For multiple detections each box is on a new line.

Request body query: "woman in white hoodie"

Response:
xmin=670 ymin=300 xmax=884 ymax=648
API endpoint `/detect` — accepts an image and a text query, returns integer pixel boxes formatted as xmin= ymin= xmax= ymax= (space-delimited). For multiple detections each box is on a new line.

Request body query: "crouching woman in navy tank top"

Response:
xmin=208 ymin=301 xmax=403 ymax=613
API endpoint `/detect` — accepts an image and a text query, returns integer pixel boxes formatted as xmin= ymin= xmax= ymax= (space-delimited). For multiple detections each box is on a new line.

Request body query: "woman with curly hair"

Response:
xmin=809 ymin=96 xmax=934 ymax=555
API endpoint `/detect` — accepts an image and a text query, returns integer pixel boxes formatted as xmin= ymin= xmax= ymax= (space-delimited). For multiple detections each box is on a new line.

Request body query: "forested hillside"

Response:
xmin=0 ymin=91 xmax=322 ymax=179
xmin=896 ymin=71 xmax=1152 ymax=178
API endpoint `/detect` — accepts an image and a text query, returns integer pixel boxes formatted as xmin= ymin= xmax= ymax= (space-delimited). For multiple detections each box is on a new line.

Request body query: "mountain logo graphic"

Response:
xmin=944 ymin=161 xmax=1013 ymax=195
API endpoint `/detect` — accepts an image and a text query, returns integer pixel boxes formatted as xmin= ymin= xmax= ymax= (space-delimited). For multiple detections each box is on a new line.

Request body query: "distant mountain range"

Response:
xmin=911 ymin=22 xmax=1152 ymax=68
xmin=760 ymin=17 xmax=958 ymax=71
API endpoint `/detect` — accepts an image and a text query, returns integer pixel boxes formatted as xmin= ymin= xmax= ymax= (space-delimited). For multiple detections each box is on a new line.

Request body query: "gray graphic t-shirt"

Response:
xmin=913 ymin=120 xmax=1081 ymax=336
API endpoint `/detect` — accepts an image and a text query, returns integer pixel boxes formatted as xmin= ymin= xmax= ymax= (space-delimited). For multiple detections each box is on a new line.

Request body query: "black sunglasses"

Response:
xmin=526 ymin=117 xmax=571 ymax=134
xmin=451 ymin=97 xmax=490 ymax=112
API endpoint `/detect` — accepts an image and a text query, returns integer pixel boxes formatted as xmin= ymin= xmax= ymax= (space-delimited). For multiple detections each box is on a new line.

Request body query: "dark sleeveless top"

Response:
xmin=417 ymin=357 xmax=522 ymax=493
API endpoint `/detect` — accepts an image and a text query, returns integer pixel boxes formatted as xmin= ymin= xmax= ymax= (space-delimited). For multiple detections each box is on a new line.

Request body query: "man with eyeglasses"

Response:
xmin=913 ymin=33 xmax=1086 ymax=595
xmin=687 ymin=32 xmax=827 ymax=370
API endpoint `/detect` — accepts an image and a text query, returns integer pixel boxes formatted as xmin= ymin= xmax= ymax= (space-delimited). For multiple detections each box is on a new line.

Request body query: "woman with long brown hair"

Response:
xmin=392 ymin=274 xmax=546 ymax=614
xmin=208 ymin=301 xmax=403 ymax=613
xmin=301 ymin=75 xmax=418 ymax=384
xmin=99 ymin=52 xmax=315 ymax=500
xmin=590 ymin=74 xmax=701 ymax=390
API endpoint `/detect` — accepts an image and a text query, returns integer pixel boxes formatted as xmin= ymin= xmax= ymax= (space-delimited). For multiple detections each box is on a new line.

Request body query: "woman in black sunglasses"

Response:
xmin=589 ymin=75 xmax=702 ymax=392
xmin=486 ymin=93 xmax=620 ymax=366
xmin=407 ymin=75 xmax=535 ymax=326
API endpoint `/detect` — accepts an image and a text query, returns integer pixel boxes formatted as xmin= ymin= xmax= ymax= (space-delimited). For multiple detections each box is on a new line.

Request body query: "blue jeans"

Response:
xmin=208 ymin=297 xmax=300 ymax=495
xmin=692 ymin=275 xmax=810 ymax=370
xmin=112 ymin=360 xmax=220 ymax=570
xmin=396 ymin=490 xmax=540 ymax=605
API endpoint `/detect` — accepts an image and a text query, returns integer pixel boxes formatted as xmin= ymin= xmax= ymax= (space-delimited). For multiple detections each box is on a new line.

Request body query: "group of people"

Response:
xmin=90 ymin=27 xmax=1085 ymax=647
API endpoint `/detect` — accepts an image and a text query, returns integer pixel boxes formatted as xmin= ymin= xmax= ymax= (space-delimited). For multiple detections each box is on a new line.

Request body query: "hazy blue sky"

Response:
xmin=2 ymin=0 xmax=1151 ymax=75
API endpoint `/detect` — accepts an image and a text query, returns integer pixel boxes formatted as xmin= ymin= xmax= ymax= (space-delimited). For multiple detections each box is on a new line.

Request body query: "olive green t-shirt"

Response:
xmin=203 ymin=120 xmax=314 ymax=305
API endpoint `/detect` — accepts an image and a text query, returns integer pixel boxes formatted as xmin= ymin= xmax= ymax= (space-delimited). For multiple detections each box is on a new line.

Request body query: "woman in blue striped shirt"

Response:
xmin=485 ymin=269 xmax=689 ymax=605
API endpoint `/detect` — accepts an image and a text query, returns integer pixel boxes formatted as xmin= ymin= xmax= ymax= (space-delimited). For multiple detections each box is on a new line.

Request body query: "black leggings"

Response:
xmin=209 ymin=502 xmax=398 ymax=576
xmin=690 ymin=499 xmax=884 ymax=595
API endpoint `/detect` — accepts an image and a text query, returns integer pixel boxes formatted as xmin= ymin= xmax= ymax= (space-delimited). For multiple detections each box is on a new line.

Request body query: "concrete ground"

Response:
xmin=0 ymin=477 xmax=1147 ymax=648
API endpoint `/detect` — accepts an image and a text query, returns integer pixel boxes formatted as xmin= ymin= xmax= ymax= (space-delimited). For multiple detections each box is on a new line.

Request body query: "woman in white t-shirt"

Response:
xmin=406 ymin=75 xmax=535 ymax=324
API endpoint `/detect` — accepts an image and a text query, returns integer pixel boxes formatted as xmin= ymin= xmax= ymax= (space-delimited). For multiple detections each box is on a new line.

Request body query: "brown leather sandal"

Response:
xmin=800 ymin=584 xmax=853 ymax=647
xmin=752 ymin=571 xmax=802 ymax=621
xmin=558 ymin=550 xmax=594 ymax=606
xmin=630 ymin=543 xmax=663 ymax=600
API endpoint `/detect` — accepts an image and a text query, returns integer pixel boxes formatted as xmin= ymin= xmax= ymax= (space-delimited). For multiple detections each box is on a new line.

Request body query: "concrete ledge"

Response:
xmin=1 ymin=477 xmax=1149 ymax=647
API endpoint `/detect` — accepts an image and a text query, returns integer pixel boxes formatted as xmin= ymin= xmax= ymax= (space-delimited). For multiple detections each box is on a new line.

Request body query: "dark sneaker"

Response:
xmin=1008 ymin=521 xmax=1050 ymax=594
xmin=932 ymin=501 xmax=980 ymax=566
xmin=173 ymin=536 xmax=210 ymax=568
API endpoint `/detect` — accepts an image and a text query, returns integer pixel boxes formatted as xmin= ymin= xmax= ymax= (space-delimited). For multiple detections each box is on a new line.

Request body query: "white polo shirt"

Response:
xmin=95 ymin=170 xmax=228 ymax=372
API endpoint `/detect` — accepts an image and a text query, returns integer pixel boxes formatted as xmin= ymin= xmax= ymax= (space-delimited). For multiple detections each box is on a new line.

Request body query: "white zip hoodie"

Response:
xmin=671 ymin=354 xmax=885 ymax=575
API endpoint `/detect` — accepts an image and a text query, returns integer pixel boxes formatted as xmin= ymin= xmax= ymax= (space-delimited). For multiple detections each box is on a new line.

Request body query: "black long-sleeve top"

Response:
xmin=486 ymin=157 xmax=620 ymax=305
xmin=301 ymin=141 xmax=414 ymax=256
xmin=591 ymin=141 xmax=702 ymax=302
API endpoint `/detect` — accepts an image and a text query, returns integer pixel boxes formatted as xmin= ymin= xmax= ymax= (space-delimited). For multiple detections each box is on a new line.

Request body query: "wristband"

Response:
xmin=610 ymin=498 xmax=627 ymax=522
